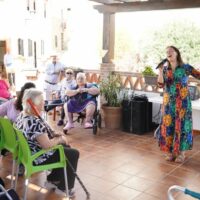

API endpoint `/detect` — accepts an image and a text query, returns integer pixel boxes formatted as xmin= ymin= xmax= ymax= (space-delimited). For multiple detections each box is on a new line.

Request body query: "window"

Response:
xmin=28 ymin=39 xmax=33 ymax=56
xmin=44 ymin=1 xmax=47 ymax=18
xmin=55 ymin=35 xmax=58 ymax=48
xmin=61 ymin=33 xmax=64 ymax=50
xmin=41 ymin=40 xmax=44 ymax=55
xmin=33 ymin=0 xmax=36 ymax=11
xmin=27 ymin=0 xmax=30 ymax=11
xmin=27 ymin=0 xmax=36 ymax=13
xmin=18 ymin=39 xmax=24 ymax=56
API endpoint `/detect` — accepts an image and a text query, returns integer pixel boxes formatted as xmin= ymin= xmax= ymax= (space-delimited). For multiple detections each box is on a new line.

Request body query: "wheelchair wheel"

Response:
xmin=97 ymin=113 xmax=102 ymax=128
xmin=93 ymin=124 xmax=98 ymax=135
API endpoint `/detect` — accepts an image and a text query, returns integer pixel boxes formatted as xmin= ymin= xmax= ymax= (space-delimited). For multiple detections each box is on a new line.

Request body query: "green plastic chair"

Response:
xmin=13 ymin=126 xmax=69 ymax=200
xmin=0 ymin=117 xmax=18 ymax=188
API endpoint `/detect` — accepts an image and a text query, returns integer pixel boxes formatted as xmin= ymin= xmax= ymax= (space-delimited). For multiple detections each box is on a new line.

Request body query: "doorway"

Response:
xmin=0 ymin=41 xmax=6 ymax=64
xmin=34 ymin=41 xmax=37 ymax=68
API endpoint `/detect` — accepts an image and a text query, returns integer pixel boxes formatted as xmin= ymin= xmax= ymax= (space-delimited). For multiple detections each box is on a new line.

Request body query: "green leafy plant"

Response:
xmin=142 ymin=65 xmax=157 ymax=76
xmin=100 ymin=72 xmax=122 ymax=107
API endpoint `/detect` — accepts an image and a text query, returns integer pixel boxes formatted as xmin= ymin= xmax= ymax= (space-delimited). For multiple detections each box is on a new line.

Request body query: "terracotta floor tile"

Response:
xmin=117 ymin=162 xmax=146 ymax=175
xmin=100 ymin=170 xmax=132 ymax=184
xmin=159 ymin=175 xmax=188 ymax=187
xmin=136 ymin=167 xmax=167 ymax=181
xmin=122 ymin=176 xmax=155 ymax=191
xmin=107 ymin=185 xmax=141 ymax=200
xmin=133 ymin=193 xmax=160 ymax=200
xmin=1 ymin=119 xmax=200 ymax=200
xmin=169 ymin=167 xmax=199 ymax=180
xmin=86 ymin=177 xmax=117 ymax=193
xmin=145 ymin=182 xmax=172 ymax=199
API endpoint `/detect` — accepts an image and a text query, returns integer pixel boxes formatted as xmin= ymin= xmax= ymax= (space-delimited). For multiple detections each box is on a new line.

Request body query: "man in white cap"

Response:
xmin=44 ymin=55 xmax=65 ymax=102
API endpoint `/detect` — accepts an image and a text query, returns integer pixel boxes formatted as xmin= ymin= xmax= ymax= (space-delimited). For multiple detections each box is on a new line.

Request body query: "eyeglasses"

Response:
xmin=66 ymin=72 xmax=73 ymax=75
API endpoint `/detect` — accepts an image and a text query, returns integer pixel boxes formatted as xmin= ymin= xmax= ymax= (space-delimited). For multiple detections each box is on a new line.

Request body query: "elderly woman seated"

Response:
xmin=63 ymin=72 xmax=100 ymax=131
xmin=15 ymin=88 xmax=79 ymax=197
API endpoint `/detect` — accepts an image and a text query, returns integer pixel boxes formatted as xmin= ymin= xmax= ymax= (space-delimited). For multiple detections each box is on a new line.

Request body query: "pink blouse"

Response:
xmin=0 ymin=79 xmax=11 ymax=99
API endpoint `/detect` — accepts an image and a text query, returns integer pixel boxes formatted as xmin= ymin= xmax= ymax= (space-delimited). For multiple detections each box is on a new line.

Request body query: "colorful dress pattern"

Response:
xmin=159 ymin=64 xmax=200 ymax=155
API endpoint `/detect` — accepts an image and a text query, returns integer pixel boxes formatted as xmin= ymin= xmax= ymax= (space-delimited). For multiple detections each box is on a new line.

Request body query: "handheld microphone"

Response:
xmin=156 ymin=58 xmax=168 ymax=69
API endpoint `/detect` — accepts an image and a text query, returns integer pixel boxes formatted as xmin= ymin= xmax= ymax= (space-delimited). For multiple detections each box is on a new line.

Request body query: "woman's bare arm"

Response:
xmin=36 ymin=133 xmax=68 ymax=149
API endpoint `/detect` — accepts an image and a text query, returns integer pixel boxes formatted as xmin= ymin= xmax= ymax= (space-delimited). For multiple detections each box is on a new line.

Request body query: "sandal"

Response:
xmin=165 ymin=153 xmax=174 ymax=161
xmin=84 ymin=122 xmax=93 ymax=129
xmin=175 ymin=154 xmax=185 ymax=163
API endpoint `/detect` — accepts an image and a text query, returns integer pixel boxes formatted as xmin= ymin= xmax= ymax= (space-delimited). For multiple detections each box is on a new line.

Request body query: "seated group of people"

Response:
xmin=45 ymin=69 xmax=100 ymax=132
xmin=0 ymin=69 xmax=99 ymax=197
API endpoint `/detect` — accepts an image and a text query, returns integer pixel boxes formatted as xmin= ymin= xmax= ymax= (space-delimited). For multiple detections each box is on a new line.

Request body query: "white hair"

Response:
xmin=76 ymin=72 xmax=86 ymax=82
xmin=22 ymin=88 xmax=43 ymax=113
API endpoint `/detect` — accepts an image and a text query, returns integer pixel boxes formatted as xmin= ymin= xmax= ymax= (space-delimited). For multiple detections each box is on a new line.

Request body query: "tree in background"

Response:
xmin=114 ymin=29 xmax=136 ymax=71
xmin=138 ymin=21 xmax=200 ymax=69
xmin=115 ymin=20 xmax=200 ymax=72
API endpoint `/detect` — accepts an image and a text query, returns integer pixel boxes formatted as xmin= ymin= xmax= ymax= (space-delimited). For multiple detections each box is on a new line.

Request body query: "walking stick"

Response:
xmin=27 ymin=99 xmax=91 ymax=199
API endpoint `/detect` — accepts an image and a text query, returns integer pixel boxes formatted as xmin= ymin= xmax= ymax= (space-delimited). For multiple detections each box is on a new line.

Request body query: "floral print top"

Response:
xmin=158 ymin=64 xmax=200 ymax=154
xmin=15 ymin=113 xmax=55 ymax=165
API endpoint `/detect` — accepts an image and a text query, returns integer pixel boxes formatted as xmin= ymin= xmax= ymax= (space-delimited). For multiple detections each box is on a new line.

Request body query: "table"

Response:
xmin=148 ymin=95 xmax=200 ymax=131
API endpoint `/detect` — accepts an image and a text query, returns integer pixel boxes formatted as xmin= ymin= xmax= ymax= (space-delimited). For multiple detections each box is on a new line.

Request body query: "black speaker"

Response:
xmin=122 ymin=100 xmax=131 ymax=132
xmin=132 ymin=100 xmax=152 ymax=134
xmin=122 ymin=96 xmax=152 ymax=134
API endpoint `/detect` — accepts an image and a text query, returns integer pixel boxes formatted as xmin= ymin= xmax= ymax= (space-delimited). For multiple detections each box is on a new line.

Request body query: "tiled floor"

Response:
xmin=1 ymin=118 xmax=200 ymax=200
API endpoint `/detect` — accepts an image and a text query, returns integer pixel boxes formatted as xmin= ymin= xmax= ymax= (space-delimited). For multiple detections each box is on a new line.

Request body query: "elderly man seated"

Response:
xmin=63 ymin=72 xmax=100 ymax=131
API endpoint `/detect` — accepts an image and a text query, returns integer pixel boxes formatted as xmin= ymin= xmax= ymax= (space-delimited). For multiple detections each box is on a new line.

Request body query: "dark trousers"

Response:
xmin=38 ymin=145 xmax=79 ymax=189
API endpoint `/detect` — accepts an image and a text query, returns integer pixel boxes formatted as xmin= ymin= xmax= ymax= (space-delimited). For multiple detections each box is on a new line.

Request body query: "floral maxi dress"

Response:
xmin=159 ymin=64 xmax=200 ymax=155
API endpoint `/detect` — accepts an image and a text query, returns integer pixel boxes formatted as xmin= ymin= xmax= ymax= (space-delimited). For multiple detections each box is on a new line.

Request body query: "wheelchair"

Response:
xmin=63 ymin=95 xmax=102 ymax=135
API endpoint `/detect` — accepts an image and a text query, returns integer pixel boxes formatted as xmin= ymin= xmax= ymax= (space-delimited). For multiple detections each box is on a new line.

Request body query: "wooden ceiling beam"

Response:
xmin=93 ymin=0 xmax=200 ymax=13
xmin=89 ymin=0 xmax=163 ymax=4
xmin=89 ymin=0 xmax=121 ymax=4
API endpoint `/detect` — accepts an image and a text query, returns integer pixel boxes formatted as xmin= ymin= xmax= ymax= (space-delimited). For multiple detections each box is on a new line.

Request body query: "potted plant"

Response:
xmin=142 ymin=65 xmax=158 ymax=86
xmin=100 ymin=72 xmax=123 ymax=129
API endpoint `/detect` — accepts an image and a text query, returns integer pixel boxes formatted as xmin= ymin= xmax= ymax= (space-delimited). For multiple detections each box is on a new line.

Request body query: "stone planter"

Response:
xmin=101 ymin=105 xmax=122 ymax=129
xmin=144 ymin=75 xmax=158 ymax=86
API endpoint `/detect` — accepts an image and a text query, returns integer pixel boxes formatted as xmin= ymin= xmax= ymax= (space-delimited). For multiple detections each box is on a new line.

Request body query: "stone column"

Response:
xmin=102 ymin=13 xmax=115 ymax=64
xmin=100 ymin=12 xmax=116 ymax=106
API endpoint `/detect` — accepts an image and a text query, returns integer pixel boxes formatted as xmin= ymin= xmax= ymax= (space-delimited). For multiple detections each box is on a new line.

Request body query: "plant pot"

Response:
xmin=144 ymin=75 xmax=158 ymax=85
xmin=101 ymin=105 xmax=122 ymax=129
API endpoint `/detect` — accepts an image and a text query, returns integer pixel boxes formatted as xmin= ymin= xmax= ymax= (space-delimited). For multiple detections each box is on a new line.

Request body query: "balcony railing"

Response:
xmin=84 ymin=69 xmax=200 ymax=93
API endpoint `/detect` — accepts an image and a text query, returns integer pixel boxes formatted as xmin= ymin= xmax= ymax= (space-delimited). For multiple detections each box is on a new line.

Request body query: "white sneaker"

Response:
xmin=45 ymin=181 xmax=58 ymax=190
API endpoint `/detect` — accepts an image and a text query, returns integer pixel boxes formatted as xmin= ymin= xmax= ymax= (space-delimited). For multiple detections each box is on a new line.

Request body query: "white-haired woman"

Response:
xmin=15 ymin=88 xmax=79 ymax=197
xmin=63 ymin=72 xmax=100 ymax=131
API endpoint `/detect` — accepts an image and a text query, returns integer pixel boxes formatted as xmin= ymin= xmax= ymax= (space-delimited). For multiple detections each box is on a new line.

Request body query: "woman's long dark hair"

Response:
xmin=15 ymin=82 xmax=36 ymax=111
xmin=0 ymin=62 xmax=8 ymax=79
xmin=167 ymin=46 xmax=184 ymax=66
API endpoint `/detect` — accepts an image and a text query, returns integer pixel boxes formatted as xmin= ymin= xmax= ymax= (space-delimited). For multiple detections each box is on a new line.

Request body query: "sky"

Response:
xmin=116 ymin=8 xmax=200 ymax=43
xmin=60 ymin=0 xmax=102 ymax=68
